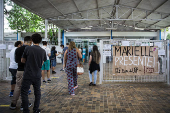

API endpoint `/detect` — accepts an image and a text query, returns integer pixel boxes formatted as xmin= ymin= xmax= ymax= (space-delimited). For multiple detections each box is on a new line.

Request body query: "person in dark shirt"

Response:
xmin=21 ymin=33 xmax=46 ymax=113
xmin=50 ymin=46 xmax=60 ymax=74
xmin=10 ymin=36 xmax=32 ymax=110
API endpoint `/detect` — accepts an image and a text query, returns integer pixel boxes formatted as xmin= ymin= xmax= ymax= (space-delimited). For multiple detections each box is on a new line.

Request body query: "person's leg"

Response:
xmin=47 ymin=70 xmax=50 ymax=78
xmin=67 ymin=69 xmax=74 ymax=95
xmin=46 ymin=60 xmax=51 ymax=81
xmin=11 ymin=71 xmax=24 ymax=105
xmin=93 ymin=70 xmax=98 ymax=85
xmin=61 ymin=58 xmax=63 ymax=64
xmin=60 ymin=58 xmax=64 ymax=71
xmin=52 ymin=60 xmax=56 ymax=74
xmin=41 ymin=70 xmax=45 ymax=80
xmin=9 ymin=69 xmax=17 ymax=97
xmin=41 ymin=62 xmax=45 ymax=82
xmin=32 ymin=78 xmax=41 ymax=112
xmin=89 ymin=71 xmax=93 ymax=83
xmin=73 ymin=68 xmax=78 ymax=89
xmin=21 ymin=79 xmax=31 ymax=113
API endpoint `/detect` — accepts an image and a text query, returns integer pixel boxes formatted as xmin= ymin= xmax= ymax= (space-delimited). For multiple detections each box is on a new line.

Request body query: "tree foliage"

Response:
xmin=4 ymin=0 xmax=45 ymax=32
xmin=166 ymin=33 xmax=170 ymax=40
xmin=49 ymin=28 xmax=58 ymax=45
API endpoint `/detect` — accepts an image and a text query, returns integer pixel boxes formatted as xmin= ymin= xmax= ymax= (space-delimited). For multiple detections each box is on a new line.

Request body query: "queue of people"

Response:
xmin=8 ymin=35 xmax=101 ymax=112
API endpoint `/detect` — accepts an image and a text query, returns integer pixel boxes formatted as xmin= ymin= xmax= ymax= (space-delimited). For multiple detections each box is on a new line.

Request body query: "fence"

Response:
xmin=99 ymin=39 xmax=169 ymax=84
xmin=0 ymin=41 xmax=63 ymax=80
xmin=0 ymin=41 xmax=16 ymax=80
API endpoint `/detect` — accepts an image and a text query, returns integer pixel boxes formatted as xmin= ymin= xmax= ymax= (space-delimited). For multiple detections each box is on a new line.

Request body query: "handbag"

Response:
xmin=77 ymin=62 xmax=84 ymax=75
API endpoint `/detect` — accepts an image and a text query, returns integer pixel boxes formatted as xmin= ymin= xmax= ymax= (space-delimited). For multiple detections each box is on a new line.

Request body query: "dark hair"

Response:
xmin=92 ymin=45 xmax=100 ymax=64
xmin=60 ymin=45 xmax=64 ymax=48
xmin=66 ymin=43 xmax=69 ymax=45
xmin=14 ymin=41 xmax=21 ymax=47
xmin=42 ymin=41 xmax=47 ymax=45
xmin=51 ymin=46 xmax=56 ymax=51
xmin=31 ymin=33 xmax=42 ymax=44
xmin=24 ymin=36 xmax=31 ymax=42
xmin=93 ymin=45 xmax=98 ymax=52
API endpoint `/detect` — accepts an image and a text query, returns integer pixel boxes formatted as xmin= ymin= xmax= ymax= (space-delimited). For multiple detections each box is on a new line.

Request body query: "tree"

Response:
xmin=48 ymin=28 xmax=58 ymax=45
xmin=166 ymin=33 xmax=170 ymax=40
xmin=4 ymin=0 xmax=45 ymax=32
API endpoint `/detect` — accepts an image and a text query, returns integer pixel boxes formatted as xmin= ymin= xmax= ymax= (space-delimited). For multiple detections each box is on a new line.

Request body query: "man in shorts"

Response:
xmin=41 ymin=41 xmax=51 ymax=83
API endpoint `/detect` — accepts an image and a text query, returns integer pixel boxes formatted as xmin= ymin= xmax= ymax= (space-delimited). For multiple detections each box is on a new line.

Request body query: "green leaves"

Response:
xmin=166 ymin=33 xmax=170 ymax=40
xmin=4 ymin=0 xmax=45 ymax=32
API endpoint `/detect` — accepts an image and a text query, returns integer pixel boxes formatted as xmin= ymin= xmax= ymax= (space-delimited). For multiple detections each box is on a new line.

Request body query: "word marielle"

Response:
xmin=113 ymin=46 xmax=155 ymax=57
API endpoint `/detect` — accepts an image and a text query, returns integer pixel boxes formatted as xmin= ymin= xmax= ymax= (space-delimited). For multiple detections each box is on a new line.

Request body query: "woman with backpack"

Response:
xmin=50 ymin=46 xmax=60 ymax=74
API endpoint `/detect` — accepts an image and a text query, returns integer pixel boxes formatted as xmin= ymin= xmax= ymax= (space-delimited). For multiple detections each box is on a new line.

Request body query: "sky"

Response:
xmin=4 ymin=5 xmax=16 ymax=32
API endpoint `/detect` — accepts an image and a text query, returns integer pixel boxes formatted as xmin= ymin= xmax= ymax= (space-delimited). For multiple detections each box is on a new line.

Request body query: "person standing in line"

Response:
xmin=9 ymin=41 xmax=22 ymax=97
xmin=78 ymin=46 xmax=82 ymax=61
xmin=59 ymin=44 xmax=64 ymax=71
xmin=21 ymin=33 xmax=46 ymax=113
xmin=88 ymin=45 xmax=101 ymax=86
xmin=64 ymin=42 xmax=82 ymax=95
xmin=60 ymin=43 xmax=69 ymax=71
xmin=41 ymin=41 xmax=51 ymax=83
xmin=10 ymin=36 xmax=32 ymax=110
xmin=50 ymin=46 xmax=60 ymax=74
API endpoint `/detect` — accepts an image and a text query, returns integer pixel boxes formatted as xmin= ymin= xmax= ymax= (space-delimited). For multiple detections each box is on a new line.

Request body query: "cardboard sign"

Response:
xmin=113 ymin=46 xmax=158 ymax=75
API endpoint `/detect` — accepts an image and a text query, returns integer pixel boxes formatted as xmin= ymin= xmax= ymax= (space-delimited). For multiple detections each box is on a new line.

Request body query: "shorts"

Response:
xmin=41 ymin=60 xmax=50 ymax=70
xmin=51 ymin=59 xmax=56 ymax=67
xmin=9 ymin=68 xmax=17 ymax=85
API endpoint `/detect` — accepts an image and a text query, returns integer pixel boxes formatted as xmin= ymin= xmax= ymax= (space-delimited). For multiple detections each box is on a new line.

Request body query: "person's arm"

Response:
xmin=47 ymin=49 xmax=51 ymax=57
xmin=55 ymin=53 xmax=60 ymax=56
xmin=58 ymin=51 xmax=63 ymax=55
xmin=55 ymin=51 xmax=60 ymax=56
xmin=21 ymin=58 xmax=26 ymax=63
xmin=76 ymin=48 xmax=82 ymax=59
xmin=88 ymin=55 xmax=92 ymax=66
xmin=48 ymin=53 xmax=51 ymax=57
xmin=21 ymin=47 xmax=27 ymax=63
xmin=98 ymin=53 xmax=101 ymax=63
xmin=64 ymin=50 xmax=67 ymax=68
xmin=43 ymin=50 xmax=47 ymax=65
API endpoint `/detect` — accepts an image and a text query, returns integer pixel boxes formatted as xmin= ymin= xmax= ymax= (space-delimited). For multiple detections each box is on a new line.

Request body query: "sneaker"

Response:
xmin=74 ymin=85 xmax=78 ymax=89
xmin=92 ymin=84 xmax=96 ymax=86
xmin=9 ymin=92 xmax=13 ymax=97
xmin=33 ymin=109 xmax=41 ymax=113
xmin=20 ymin=103 xmax=32 ymax=111
xmin=43 ymin=80 xmax=46 ymax=83
xmin=47 ymin=79 xmax=51 ymax=82
xmin=28 ymin=90 xmax=31 ymax=95
xmin=10 ymin=103 xmax=16 ymax=110
xmin=52 ymin=71 xmax=56 ymax=74
xmin=89 ymin=82 xmax=93 ymax=86
xmin=60 ymin=69 xmax=64 ymax=71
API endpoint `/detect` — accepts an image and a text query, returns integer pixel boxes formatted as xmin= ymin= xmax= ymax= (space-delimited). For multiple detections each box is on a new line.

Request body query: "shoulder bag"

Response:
xmin=77 ymin=48 xmax=84 ymax=75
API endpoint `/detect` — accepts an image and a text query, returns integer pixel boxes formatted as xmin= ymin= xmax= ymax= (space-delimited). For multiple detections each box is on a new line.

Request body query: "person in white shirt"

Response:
xmin=41 ymin=41 xmax=51 ymax=83
xmin=9 ymin=41 xmax=22 ymax=97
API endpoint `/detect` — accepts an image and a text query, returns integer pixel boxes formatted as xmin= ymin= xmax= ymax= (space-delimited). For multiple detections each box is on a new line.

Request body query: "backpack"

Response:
xmin=49 ymin=50 xmax=55 ymax=60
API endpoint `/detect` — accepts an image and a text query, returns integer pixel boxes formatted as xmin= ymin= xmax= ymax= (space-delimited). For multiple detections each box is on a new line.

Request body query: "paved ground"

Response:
xmin=0 ymin=64 xmax=170 ymax=113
